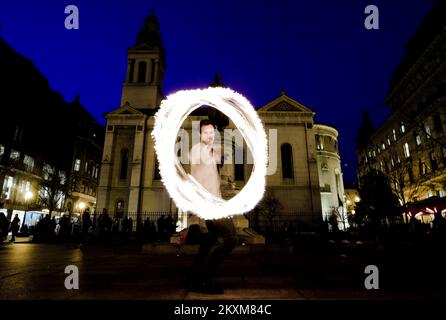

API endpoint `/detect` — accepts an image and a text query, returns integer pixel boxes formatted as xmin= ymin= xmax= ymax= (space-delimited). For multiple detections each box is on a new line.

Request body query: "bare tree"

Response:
xmin=258 ymin=192 xmax=282 ymax=238
xmin=38 ymin=165 xmax=68 ymax=217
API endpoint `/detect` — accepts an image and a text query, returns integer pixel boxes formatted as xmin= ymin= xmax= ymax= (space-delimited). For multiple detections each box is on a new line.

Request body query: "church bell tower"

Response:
xmin=121 ymin=12 xmax=165 ymax=109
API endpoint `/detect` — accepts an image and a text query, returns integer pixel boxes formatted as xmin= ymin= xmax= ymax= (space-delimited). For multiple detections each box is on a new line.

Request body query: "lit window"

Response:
xmin=2 ymin=176 xmax=14 ymax=200
xmin=403 ymin=143 xmax=410 ymax=158
xmin=24 ymin=155 xmax=34 ymax=171
xmin=393 ymin=129 xmax=397 ymax=141
xmin=316 ymin=135 xmax=324 ymax=151
xmin=382 ymin=143 xmax=385 ymax=150
xmin=387 ymin=137 xmax=391 ymax=146
xmin=391 ymin=157 xmax=395 ymax=167
xmin=415 ymin=135 xmax=421 ymax=146
xmin=425 ymin=125 xmax=431 ymax=139
xmin=43 ymin=164 xmax=54 ymax=180
xmin=74 ymin=159 xmax=81 ymax=172
xmin=400 ymin=122 xmax=405 ymax=133
xmin=10 ymin=149 xmax=20 ymax=160
xmin=59 ymin=171 xmax=66 ymax=185
xmin=373 ymin=150 xmax=376 ymax=158
xmin=439 ymin=189 xmax=445 ymax=197
xmin=0 ymin=145 xmax=4 ymax=157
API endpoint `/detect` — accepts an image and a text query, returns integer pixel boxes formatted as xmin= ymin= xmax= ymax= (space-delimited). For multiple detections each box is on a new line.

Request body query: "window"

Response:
xmin=321 ymin=184 xmax=331 ymax=193
xmin=59 ymin=171 xmax=66 ymax=185
xmin=393 ymin=129 xmax=397 ymax=141
xmin=19 ymin=180 xmax=31 ymax=194
xmin=387 ymin=136 xmax=391 ymax=146
xmin=403 ymin=143 xmax=410 ymax=158
xmin=74 ymin=159 xmax=81 ymax=172
xmin=150 ymin=59 xmax=156 ymax=83
xmin=0 ymin=145 xmax=4 ymax=157
xmin=281 ymin=143 xmax=294 ymax=180
xmin=137 ymin=61 xmax=147 ymax=83
xmin=408 ymin=166 xmax=414 ymax=183
xmin=433 ymin=113 xmax=443 ymax=132
xmin=425 ymin=124 xmax=431 ymax=139
xmin=430 ymin=153 xmax=438 ymax=171
xmin=13 ymin=126 xmax=23 ymax=142
xmin=153 ymin=154 xmax=161 ymax=181
xmin=440 ymin=189 xmax=445 ymax=198
xmin=116 ymin=200 xmax=124 ymax=212
xmin=415 ymin=134 xmax=421 ymax=146
xmin=381 ymin=143 xmax=385 ymax=150
xmin=10 ymin=149 xmax=20 ymax=160
xmin=419 ymin=160 xmax=427 ymax=176
xmin=373 ymin=150 xmax=376 ymax=158
xmin=316 ymin=135 xmax=324 ymax=151
xmin=391 ymin=157 xmax=395 ymax=167
xmin=42 ymin=164 xmax=54 ymax=180
xmin=127 ymin=59 xmax=135 ymax=83
xmin=120 ymin=149 xmax=129 ymax=180
xmin=23 ymin=155 xmax=34 ymax=171
xmin=234 ymin=150 xmax=244 ymax=181
xmin=2 ymin=176 xmax=13 ymax=200
xmin=428 ymin=191 xmax=433 ymax=198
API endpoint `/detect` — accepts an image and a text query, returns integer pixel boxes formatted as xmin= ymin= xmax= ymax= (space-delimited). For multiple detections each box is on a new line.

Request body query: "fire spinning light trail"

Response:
xmin=152 ymin=87 xmax=267 ymax=220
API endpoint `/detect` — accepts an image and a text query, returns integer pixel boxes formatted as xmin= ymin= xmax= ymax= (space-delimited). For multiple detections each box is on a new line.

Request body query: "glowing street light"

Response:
xmin=78 ymin=202 xmax=86 ymax=211
xmin=24 ymin=191 xmax=33 ymax=201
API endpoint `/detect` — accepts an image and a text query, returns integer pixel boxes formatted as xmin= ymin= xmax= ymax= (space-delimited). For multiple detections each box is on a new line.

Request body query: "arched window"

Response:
xmin=120 ymin=149 xmax=129 ymax=180
xmin=153 ymin=154 xmax=161 ymax=180
xmin=137 ymin=61 xmax=147 ymax=83
xmin=281 ymin=143 xmax=294 ymax=180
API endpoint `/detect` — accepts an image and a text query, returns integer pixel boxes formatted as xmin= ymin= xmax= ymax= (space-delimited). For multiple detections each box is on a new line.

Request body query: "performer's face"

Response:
xmin=200 ymin=124 xmax=215 ymax=145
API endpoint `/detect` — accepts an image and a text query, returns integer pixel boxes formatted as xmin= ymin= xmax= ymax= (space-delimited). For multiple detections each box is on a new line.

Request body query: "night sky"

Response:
xmin=0 ymin=0 xmax=436 ymax=184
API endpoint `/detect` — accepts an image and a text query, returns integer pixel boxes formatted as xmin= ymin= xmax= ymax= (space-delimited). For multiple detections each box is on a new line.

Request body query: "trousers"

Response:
xmin=189 ymin=217 xmax=238 ymax=281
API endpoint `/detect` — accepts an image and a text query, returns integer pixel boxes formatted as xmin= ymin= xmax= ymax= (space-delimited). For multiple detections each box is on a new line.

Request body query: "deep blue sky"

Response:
xmin=0 ymin=0 xmax=436 ymax=184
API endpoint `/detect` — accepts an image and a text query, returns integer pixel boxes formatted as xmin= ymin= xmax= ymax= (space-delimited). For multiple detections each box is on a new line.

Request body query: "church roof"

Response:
xmin=257 ymin=91 xmax=315 ymax=114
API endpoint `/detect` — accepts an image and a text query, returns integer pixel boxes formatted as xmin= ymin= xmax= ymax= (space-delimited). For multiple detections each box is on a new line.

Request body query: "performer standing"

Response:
xmin=185 ymin=119 xmax=238 ymax=294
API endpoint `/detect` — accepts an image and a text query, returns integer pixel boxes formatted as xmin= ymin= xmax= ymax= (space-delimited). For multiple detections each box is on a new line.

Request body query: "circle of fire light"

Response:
xmin=152 ymin=87 xmax=267 ymax=220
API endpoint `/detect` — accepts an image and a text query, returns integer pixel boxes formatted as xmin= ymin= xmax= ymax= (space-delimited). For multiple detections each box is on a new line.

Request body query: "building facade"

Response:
xmin=96 ymin=13 xmax=346 ymax=232
xmin=0 ymin=36 xmax=104 ymax=226
xmin=357 ymin=2 xmax=446 ymax=222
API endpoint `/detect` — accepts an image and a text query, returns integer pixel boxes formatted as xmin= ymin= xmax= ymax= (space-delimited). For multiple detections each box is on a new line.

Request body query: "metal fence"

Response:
xmin=100 ymin=211 xmax=177 ymax=232
xmin=244 ymin=212 xmax=321 ymax=235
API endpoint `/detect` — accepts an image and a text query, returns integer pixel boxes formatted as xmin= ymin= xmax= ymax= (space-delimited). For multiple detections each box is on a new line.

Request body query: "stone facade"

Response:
xmin=96 ymin=13 xmax=346 ymax=231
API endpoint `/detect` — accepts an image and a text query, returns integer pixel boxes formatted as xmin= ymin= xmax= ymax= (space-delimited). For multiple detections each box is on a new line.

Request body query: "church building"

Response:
xmin=96 ymin=13 xmax=346 ymax=232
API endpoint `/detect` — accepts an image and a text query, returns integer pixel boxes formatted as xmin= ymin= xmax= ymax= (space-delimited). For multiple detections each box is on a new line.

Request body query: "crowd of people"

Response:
xmin=0 ymin=211 xmax=180 ymax=245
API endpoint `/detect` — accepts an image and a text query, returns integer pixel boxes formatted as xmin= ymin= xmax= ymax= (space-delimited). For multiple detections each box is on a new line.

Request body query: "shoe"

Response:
xmin=187 ymin=280 xmax=224 ymax=294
